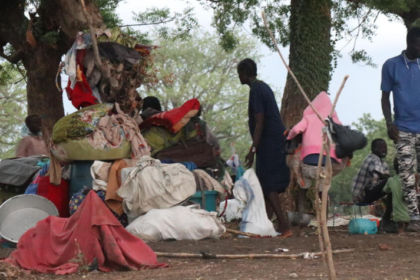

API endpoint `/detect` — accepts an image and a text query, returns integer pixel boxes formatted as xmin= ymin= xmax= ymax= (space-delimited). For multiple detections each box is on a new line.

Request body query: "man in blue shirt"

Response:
xmin=381 ymin=26 xmax=420 ymax=232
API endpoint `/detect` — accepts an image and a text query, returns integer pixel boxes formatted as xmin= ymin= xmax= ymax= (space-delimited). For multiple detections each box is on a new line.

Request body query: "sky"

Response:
xmin=64 ymin=0 xmax=407 ymax=126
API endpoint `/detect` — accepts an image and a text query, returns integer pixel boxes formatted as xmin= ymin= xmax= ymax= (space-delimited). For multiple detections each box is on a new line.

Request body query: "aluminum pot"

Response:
xmin=287 ymin=211 xmax=312 ymax=227
xmin=0 ymin=194 xmax=58 ymax=243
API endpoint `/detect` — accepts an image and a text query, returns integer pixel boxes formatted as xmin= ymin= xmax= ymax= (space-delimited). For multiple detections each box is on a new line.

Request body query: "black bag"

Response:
xmin=327 ymin=117 xmax=367 ymax=158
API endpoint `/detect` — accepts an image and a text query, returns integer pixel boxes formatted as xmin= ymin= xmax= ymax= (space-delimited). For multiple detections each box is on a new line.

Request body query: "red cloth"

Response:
xmin=4 ymin=192 xmax=166 ymax=275
xmin=140 ymin=99 xmax=200 ymax=133
xmin=65 ymin=73 xmax=97 ymax=110
xmin=66 ymin=49 xmax=97 ymax=109
xmin=36 ymin=176 xmax=70 ymax=218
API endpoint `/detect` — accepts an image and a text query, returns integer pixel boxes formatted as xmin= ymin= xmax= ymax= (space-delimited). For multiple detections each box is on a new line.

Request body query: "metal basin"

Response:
xmin=287 ymin=211 xmax=312 ymax=227
xmin=0 ymin=194 xmax=58 ymax=243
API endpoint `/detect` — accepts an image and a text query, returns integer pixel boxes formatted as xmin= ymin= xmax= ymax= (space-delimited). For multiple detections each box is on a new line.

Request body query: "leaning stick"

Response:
xmin=155 ymin=249 xmax=354 ymax=259
xmin=226 ymin=229 xmax=259 ymax=237
xmin=322 ymin=138 xmax=337 ymax=279
xmin=313 ymin=142 xmax=327 ymax=269
xmin=80 ymin=0 xmax=102 ymax=69
xmin=329 ymin=75 xmax=349 ymax=117
xmin=261 ymin=12 xmax=324 ymax=124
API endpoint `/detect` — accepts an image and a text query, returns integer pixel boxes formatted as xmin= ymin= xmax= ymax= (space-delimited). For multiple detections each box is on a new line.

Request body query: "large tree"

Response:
xmin=200 ymin=0 xmax=420 ymax=210
xmin=199 ymin=0 xmax=420 ymax=125
xmin=140 ymin=31 xmax=264 ymax=160
xmin=0 ymin=0 xmax=105 ymax=141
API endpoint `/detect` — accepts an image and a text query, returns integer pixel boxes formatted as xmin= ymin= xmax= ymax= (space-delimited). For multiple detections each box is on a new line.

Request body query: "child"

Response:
xmin=382 ymin=157 xmax=410 ymax=233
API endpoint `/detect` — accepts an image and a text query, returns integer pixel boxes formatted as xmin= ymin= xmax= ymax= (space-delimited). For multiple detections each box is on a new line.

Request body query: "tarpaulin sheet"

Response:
xmin=3 ymin=191 xmax=166 ymax=274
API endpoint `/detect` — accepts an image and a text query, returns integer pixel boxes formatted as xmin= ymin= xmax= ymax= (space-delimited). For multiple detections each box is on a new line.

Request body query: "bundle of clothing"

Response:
xmin=64 ymin=31 xmax=156 ymax=112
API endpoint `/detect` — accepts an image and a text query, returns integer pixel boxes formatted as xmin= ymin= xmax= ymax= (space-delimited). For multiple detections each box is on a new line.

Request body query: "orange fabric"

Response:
xmin=105 ymin=159 xmax=131 ymax=215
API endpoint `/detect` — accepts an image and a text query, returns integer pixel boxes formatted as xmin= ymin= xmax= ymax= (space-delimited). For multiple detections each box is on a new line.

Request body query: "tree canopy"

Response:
xmin=0 ymin=64 xmax=27 ymax=158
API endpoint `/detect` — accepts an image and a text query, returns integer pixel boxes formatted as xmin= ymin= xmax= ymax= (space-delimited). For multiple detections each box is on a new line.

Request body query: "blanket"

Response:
xmin=140 ymin=99 xmax=200 ymax=133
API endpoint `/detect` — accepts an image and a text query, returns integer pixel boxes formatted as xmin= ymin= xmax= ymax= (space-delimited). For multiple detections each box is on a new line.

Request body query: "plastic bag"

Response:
xmin=327 ymin=118 xmax=367 ymax=158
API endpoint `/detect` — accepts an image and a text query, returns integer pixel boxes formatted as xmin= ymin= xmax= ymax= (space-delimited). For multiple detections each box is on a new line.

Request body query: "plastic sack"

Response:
xmin=126 ymin=206 xmax=226 ymax=242
xmin=328 ymin=118 xmax=367 ymax=158
xmin=117 ymin=156 xmax=196 ymax=220
xmin=219 ymin=199 xmax=245 ymax=222
xmin=232 ymin=169 xmax=277 ymax=237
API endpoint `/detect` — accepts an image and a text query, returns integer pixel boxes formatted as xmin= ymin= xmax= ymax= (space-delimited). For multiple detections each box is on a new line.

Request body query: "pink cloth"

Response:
xmin=287 ymin=91 xmax=342 ymax=162
xmin=16 ymin=136 xmax=48 ymax=157
xmin=88 ymin=103 xmax=150 ymax=160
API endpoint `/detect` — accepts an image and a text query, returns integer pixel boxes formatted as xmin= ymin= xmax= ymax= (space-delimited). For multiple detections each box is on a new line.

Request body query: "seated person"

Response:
xmin=141 ymin=96 xmax=163 ymax=120
xmin=383 ymin=157 xmax=410 ymax=233
xmin=16 ymin=114 xmax=48 ymax=157
xmin=351 ymin=138 xmax=395 ymax=231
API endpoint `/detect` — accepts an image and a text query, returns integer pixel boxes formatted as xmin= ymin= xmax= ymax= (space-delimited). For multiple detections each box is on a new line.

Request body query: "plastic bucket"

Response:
xmin=189 ymin=191 xmax=218 ymax=212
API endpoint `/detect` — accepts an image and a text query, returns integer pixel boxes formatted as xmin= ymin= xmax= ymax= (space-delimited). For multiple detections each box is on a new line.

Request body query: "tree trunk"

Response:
xmin=22 ymin=46 xmax=65 ymax=143
xmin=280 ymin=0 xmax=333 ymax=212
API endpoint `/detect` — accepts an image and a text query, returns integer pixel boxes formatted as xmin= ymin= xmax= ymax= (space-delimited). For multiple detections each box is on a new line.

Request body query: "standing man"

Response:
xmin=237 ymin=58 xmax=291 ymax=237
xmin=381 ymin=26 xmax=420 ymax=232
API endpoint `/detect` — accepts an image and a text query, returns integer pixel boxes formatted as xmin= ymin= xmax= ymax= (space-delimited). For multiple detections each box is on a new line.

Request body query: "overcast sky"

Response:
xmin=64 ymin=0 xmax=407 ymax=126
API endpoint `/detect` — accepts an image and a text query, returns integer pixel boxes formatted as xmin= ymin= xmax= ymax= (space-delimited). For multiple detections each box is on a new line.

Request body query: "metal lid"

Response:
xmin=0 ymin=194 xmax=59 ymax=243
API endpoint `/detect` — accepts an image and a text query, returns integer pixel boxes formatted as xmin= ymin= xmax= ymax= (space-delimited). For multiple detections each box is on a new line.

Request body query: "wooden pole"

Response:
xmin=313 ymin=142 xmax=327 ymax=269
xmin=80 ymin=0 xmax=102 ymax=69
xmin=329 ymin=75 xmax=349 ymax=117
xmin=322 ymin=137 xmax=337 ymax=279
xmin=226 ymin=228 xmax=260 ymax=238
xmin=261 ymin=12 xmax=325 ymax=124
xmin=155 ymin=249 xmax=354 ymax=260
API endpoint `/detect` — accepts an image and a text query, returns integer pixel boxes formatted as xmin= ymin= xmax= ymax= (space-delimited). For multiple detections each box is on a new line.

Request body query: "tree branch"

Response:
xmin=0 ymin=48 xmax=23 ymax=64
xmin=119 ymin=17 xmax=176 ymax=28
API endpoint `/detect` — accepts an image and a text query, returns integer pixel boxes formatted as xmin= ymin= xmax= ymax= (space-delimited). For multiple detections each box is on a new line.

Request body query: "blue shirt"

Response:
xmin=381 ymin=51 xmax=420 ymax=133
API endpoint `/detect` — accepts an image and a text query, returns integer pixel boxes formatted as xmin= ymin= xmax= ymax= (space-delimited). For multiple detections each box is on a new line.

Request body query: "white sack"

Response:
xmin=117 ymin=156 xmax=196 ymax=220
xmin=126 ymin=206 xmax=226 ymax=241
xmin=233 ymin=169 xmax=277 ymax=237
xmin=219 ymin=199 xmax=245 ymax=222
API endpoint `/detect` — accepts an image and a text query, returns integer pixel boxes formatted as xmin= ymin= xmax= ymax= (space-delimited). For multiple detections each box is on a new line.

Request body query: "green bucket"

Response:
xmin=189 ymin=191 xmax=218 ymax=212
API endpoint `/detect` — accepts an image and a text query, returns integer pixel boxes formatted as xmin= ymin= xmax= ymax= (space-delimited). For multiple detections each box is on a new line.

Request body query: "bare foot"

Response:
xmin=277 ymin=226 xmax=293 ymax=238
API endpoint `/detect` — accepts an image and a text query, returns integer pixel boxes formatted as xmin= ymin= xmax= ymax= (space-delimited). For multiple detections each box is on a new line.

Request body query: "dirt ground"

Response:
xmin=2 ymin=227 xmax=420 ymax=280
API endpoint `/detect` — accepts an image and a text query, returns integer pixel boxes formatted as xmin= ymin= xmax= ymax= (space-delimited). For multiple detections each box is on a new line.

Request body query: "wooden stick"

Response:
xmin=261 ymin=11 xmax=325 ymax=125
xmin=80 ymin=0 xmax=102 ymax=69
xmin=322 ymin=138 xmax=337 ymax=280
xmin=329 ymin=75 xmax=349 ymax=118
xmin=313 ymin=143 xmax=327 ymax=269
xmin=155 ymin=249 xmax=354 ymax=259
xmin=226 ymin=228 xmax=259 ymax=237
